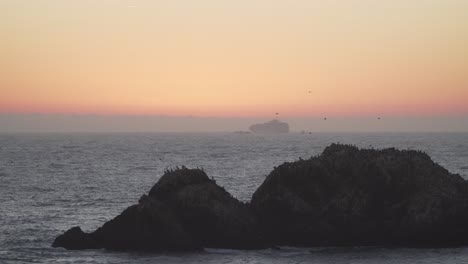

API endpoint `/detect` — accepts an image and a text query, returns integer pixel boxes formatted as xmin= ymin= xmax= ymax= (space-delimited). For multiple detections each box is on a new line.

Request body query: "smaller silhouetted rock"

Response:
xmin=52 ymin=226 xmax=99 ymax=250
xmin=90 ymin=194 xmax=199 ymax=251
xmin=149 ymin=168 xmax=268 ymax=249
xmin=53 ymin=195 xmax=199 ymax=251
xmin=251 ymin=144 xmax=468 ymax=247
xmin=53 ymin=168 xmax=267 ymax=251
xmin=249 ymin=119 xmax=289 ymax=134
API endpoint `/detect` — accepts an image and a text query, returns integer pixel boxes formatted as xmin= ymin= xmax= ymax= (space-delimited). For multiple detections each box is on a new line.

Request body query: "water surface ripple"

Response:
xmin=1 ymin=132 xmax=467 ymax=263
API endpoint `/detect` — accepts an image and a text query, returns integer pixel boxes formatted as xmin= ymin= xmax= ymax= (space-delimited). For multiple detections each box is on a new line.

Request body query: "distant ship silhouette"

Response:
xmin=249 ymin=119 xmax=289 ymax=134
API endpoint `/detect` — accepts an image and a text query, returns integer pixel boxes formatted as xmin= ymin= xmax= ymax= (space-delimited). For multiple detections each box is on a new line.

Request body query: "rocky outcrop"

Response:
xmin=52 ymin=226 xmax=100 ymax=250
xmin=251 ymin=144 xmax=468 ymax=247
xmin=54 ymin=144 xmax=468 ymax=251
xmin=53 ymin=194 xmax=198 ymax=251
xmin=53 ymin=168 xmax=267 ymax=251
xmin=249 ymin=119 xmax=289 ymax=134
xmin=147 ymin=168 xmax=267 ymax=249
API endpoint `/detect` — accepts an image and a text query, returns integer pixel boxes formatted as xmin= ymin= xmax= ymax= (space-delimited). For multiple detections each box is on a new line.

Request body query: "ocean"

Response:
xmin=1 ymin=132 xmax=468 ymax=264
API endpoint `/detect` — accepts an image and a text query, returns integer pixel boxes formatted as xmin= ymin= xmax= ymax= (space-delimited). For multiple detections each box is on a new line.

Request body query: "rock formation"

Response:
xmin=53 ymin=168 xmax=267 ymax=251
xmin=249 ymin=119 xmax=289 ymax=134
xmin=147 ymin=168 xmax=267 ymax=249
xmin=54 ymin=144 xmax=468 ymax=251
xmin=251 ymin=144 xmax=468 ymax=246
xmin=53 ymin=195 xmax=198 ymax=251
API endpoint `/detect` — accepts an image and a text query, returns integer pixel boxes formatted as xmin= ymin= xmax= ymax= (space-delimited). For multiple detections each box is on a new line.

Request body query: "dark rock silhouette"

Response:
xmin=251 ymin=143 xmax=468 ymax=247
xmin=147 ymin=168 xmax=267 ymax=249
xmin=53 ymin=144 xmax=468 ymax=251
xmin=249 ymin=119 xmax=289 ymax=134
xmin=53 ymin=194 xmax=199 ymax=251
xmin=53 ymin=168 xmax=267 ymax=251
xmin=52 ymin=226 xmax=100 ymax=250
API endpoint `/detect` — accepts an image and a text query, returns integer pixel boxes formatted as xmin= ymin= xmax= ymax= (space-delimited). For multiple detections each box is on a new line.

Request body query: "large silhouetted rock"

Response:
xmin=251 ymin=144 xmax=468 ymax=247
xmin=53 ymin=168 xmax=267 ymax=251
xmin=53 ymin=144 xmax=468 ymax=251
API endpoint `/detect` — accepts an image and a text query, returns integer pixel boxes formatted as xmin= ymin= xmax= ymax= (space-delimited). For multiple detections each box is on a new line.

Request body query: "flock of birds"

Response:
xmin=273 ymin=91 xmax=382 ymax=121
xmin=275 ymin=115 xmax=381 ymax=121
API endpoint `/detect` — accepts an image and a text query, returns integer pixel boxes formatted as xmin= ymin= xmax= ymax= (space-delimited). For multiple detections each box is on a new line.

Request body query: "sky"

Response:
xmin=1 ymin=0 xmax=467 ymax=131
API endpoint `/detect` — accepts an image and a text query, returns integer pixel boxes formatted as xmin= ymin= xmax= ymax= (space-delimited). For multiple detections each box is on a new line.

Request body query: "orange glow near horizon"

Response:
xmin=1 ymin=0 xmax=468 ymax=118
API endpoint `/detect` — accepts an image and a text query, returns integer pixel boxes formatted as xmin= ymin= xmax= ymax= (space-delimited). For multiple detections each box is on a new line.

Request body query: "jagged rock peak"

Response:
xmin=149 ymin=167 xmax=213 ymax=198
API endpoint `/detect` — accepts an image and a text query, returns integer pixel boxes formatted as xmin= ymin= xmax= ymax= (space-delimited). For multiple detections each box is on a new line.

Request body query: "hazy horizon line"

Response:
xmin=1 ymin=113 xmax=467 ymax=133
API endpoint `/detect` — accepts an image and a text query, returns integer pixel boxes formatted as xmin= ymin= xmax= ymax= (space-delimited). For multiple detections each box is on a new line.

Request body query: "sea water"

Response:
xmin=1 ymin=132 xmax=468 ymax=264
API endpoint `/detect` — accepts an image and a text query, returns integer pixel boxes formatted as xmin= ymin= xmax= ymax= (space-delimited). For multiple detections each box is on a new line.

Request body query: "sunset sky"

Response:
xmin=1 ymin=0 xmax=467 ymax=119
